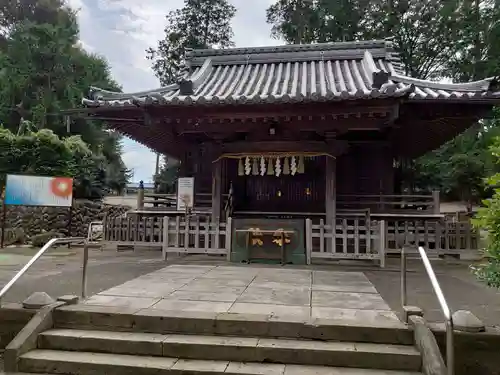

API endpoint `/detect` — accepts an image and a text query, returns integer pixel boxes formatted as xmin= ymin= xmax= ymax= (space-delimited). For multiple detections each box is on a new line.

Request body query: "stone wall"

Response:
xmin=0 ymin=305 xmax=35 ymax=349
xmin=0 ymin=200 xmax=129 ymax=243
xmin=433 ymin=326 xmax=500 ymax=375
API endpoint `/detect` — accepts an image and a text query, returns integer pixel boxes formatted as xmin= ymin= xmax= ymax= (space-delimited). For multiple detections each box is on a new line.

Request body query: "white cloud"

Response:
xmin=70 ymin=0 xmax=278 ymax=182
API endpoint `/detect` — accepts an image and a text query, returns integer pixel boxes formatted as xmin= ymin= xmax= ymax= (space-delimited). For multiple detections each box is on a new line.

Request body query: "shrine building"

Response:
xmin=70 ymin=40 xmax=500 ymax=263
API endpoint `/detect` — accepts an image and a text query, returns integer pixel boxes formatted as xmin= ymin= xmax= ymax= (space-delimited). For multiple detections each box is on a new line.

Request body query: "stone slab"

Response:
xmin=229 ymin=303 xmax=310 ymax=318
xmin=312 ymin=291 xmax=390 ymax=310
xmin=151 ymin=299 xmax=232 ymax=313
xmin=84 ymin=295 xmax=159 ymax=309
xmin=311 ymin=307 xmax=401 ymax=326
xmin=81 ymin=265 xmax=397 ymax=326
xmin=237 ymin=287 xmax=310 ymax=306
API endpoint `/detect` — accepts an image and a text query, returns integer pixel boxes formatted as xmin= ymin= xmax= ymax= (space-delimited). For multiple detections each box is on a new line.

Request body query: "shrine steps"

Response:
xmin=9 ymin=306 xmax=424 ymax=374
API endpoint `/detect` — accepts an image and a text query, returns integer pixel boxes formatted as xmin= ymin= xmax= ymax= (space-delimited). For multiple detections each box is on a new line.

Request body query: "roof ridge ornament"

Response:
xmin=362 ymin=51 xmax=389 ymax=89
xmin=179 ymin=58 xmax=214 ymax=96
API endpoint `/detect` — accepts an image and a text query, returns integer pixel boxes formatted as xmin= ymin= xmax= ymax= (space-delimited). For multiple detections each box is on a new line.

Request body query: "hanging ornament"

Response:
xmin=267 ymin=157 xmax=274 ymax=175
xmin=238 ymin=158 xmax=244 ymax=176
xmin=260 ymin=156 xmax=266 ymax=176
xmin=283 ymin=157 xmax=290 ymax=175
xmin=297 ymin=155 xmax=305 ymax=174
xmin=244 ymin=156 xmax=251 ymax=175
xmin=252 ymin=157 xmax=258 ymax=175
xmin=290 ymin=156 xmax=297 ymax=175
xmin=275 ymin=157 xmax=282 ymax=177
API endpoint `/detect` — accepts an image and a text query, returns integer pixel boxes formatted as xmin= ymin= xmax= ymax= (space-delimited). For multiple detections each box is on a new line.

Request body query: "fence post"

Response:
xmin=305 ymin=218 xmax=312 ymax=265
xmin=432 ymin=190 xmax=440 ymax=214
xmin=225 ymin=217 xmax=232 ymax=261
xmin=162 ymin=216 xmax=168 ymax=261
xmin=379 ymin=220 xmax=386 ymax=268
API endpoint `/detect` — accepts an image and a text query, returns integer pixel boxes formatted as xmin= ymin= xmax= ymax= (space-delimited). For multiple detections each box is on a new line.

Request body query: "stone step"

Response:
xmin=38 ymin=329 xmax=421 ymax=371
xmin=53 ymin=306 xmax=413 ymax=345
xmin=19 ymin=350 xmax=422 ymax=375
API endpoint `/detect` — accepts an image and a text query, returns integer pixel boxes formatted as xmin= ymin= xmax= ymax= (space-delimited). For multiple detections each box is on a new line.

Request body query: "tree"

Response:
xmin=267 ymin=0 xmax=372 ymax=44
xmin=155 ymin=156 xmax=179 ymax=194
xmin=0 ymin=0 xmax=131 ymax=194
xmin=147 ymin=0 xmax=236 ymax=85
xmin=472 ymin=136 xmax=500 ymax=288
xmin=0 ymin=0 xmax=74 ymax=48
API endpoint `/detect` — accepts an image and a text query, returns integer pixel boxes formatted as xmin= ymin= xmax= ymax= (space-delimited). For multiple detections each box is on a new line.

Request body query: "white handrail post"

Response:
xmin=81 ymin=241 xmax=89 ymax=298
xmin=379 ymin=220 xmax=386 ymax=268
xmin=305 ymin=218 xmax=312 ymax=265
xmin=402 ymin=245 xmax=454 ymax=375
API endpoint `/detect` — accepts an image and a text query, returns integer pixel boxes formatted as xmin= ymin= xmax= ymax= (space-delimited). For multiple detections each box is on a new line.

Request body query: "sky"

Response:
xmin=67 ymin=0 xmax=278 ymax=182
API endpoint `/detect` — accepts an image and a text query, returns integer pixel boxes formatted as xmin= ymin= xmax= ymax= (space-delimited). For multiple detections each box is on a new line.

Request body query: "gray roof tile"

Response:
xmin=83 ymin=40 xmax=500 ymax=108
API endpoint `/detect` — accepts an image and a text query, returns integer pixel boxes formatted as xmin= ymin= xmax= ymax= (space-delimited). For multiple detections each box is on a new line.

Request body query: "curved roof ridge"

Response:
xmin=186 ymin=39 xmax=388 ymax=59
xmin=89 ymin=83 xmax=179 ymax=100
xmin=390 ymin=74 xmax=496 ymax=92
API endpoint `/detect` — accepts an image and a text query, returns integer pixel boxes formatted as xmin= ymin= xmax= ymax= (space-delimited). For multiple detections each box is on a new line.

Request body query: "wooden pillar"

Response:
xmin=325 ymin=156 xmax=336 ymax=252
xmin=211 ymin=159 xmax=222 ymax=222
xmin=432 ymin=190 xmax=440 ymax=214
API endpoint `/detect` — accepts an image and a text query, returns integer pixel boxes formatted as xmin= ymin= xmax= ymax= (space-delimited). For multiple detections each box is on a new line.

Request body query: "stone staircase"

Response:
xmin=12 ymin=305 xmax=424 ymax=374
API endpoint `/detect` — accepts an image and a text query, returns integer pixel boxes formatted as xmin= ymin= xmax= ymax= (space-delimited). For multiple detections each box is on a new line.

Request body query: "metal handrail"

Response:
xmin=0 ymin=237 xmax=89 ymax=306
xmin=401 ymin=246 xmax=454 ymax=375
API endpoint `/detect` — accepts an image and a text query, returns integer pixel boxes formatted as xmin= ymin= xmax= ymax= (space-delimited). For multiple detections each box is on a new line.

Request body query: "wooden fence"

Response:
xmin=384 ymin=220 xmax=479 ymax=256
xmin=305 ymin=218 xmax=386 ymax=267
xmin=103 ymin=215 xmax=480 ymax=264
xmin=162 ymin=216 xmax=231 ymax=259
xmin=337 ymin=193 xmax=439 ymax=213
xmin=103 ymin=216 xmax=163 ymax=248
xmin=103 ymin=215 xmax=231 ymax=258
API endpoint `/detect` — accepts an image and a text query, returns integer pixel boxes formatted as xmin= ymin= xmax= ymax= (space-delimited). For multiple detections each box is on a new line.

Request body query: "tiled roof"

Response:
xmin=83 ymin=40 xmax=500 ymax=108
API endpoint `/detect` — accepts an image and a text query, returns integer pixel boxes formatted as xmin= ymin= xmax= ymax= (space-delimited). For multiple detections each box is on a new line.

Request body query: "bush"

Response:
xmin=31 ymin=231 xmax=64 ymax=248
xmin=472 ymin=137 xmax=500 ymax=288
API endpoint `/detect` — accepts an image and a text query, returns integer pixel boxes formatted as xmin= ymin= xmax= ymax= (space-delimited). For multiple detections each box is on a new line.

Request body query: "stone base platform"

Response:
xmin=82 ymin=265 xmax=401 ymax=326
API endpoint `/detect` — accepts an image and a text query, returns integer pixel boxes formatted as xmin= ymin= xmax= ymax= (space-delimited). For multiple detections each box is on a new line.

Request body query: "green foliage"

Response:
xmin=472 ymin=137 xmax=500 ymax=287
xmin=155 ymin=156 xmax=180 ymax=194
xmin=0 ymin=1 xmax=130 ymax=196
xmin=147 ymin=0 xmax=236 ymax=85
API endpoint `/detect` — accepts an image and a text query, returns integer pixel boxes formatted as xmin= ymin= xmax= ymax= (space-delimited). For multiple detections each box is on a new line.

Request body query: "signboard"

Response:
xmin=176 ymin=177 xmax=194 ymax=211
xmin=231 ymin=218 xmax=306 ymax=265
xmin=4 ymin=175 xmax=73 ymax=207
xmin=87 ymin=221 xmax=103 ymax=243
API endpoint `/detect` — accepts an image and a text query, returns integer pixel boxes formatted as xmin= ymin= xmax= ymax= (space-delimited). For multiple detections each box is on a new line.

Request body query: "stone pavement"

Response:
xmin=84 ymin=265 xmax=402 ymax=325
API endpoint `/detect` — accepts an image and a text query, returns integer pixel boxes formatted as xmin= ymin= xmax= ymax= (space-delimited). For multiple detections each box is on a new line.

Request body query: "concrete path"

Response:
xmin=83 ymin=265 xmax=401 ymax=325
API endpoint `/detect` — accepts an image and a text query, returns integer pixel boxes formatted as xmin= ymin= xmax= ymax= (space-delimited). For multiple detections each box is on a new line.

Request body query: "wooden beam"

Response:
xmin=222 ymin=141 xmax=332 ymax=154
xmin=176 ymin=116 xmax=388 ymax=134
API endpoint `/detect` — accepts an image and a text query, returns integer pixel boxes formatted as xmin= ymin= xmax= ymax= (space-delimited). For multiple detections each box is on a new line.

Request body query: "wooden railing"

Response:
xmin=384 ymin=220 xmax=479 ymax=255
xmin=162 ymin=216 xmax=231 ymax=259
xmin=137 ymin=192 xmax=229 ymax=210
xmin=305 ymin=218 xmax=386 ymax=267
xmin=103 ymin=216 xmax=164 ymax=246
xmin=103 ymin=215 xmax=231 ymax=257
xmin=337 ymin=192 xmax=439 ymax=213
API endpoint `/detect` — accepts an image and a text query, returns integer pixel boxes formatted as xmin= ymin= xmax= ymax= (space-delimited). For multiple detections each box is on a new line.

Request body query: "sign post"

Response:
xmin=176 ymin=177 xmax=194 ymax=211
xmin=2 ymin=175 xmax=73 ymax=248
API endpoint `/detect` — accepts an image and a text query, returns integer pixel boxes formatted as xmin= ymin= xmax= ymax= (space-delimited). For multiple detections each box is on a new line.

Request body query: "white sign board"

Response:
xmin=177 ymin=177 xmax=194 ymax=211
xmin=4 ymin=175 xmax=73 ymax=207
xmin=87 ymin=221 xmax=103 ymax=243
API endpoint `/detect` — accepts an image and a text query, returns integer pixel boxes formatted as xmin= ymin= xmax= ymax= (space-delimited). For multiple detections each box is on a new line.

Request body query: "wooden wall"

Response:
xmin=337 ymin=142 xmax=394 ymax=196
xmin=185 ymin=140 xmax=395 ymax=213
